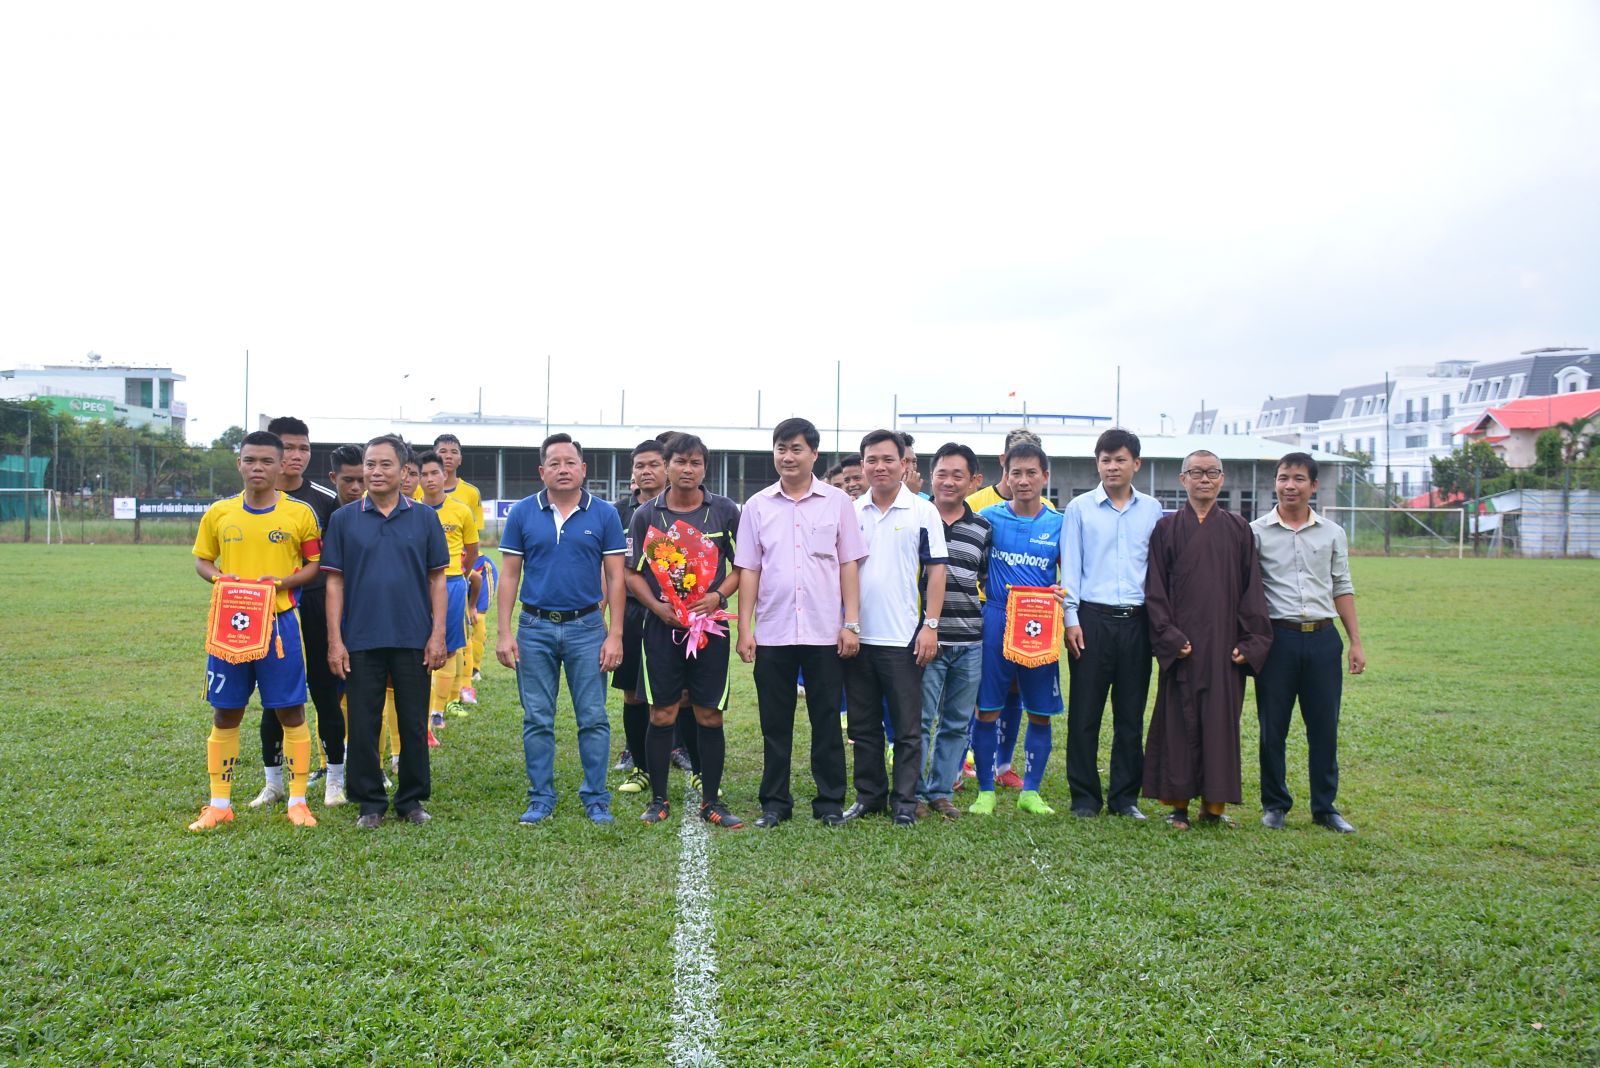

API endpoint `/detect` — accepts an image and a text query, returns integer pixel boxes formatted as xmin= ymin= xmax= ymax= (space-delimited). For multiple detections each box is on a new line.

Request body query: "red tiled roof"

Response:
xmin=1463 ymin=389 xmax=1600 ymax=435
xmin=1405 ymin=489 xmax=1465 ymax=509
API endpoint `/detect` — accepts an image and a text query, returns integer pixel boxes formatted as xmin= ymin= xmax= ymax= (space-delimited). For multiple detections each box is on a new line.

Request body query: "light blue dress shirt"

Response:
xmin=1061 ymin=484 xmax=1164 ymax=627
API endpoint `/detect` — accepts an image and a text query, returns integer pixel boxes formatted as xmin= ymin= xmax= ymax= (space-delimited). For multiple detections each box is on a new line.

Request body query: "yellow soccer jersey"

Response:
xmin=426 ymin=495 xmax=477 ymax=577
xmin=415 ymin=478 xmax=484 ymax=540
xmin=965 ymin=484 xmax=1058 ymax=513
xmin=193 ymin=493 xmax=322 ymax=612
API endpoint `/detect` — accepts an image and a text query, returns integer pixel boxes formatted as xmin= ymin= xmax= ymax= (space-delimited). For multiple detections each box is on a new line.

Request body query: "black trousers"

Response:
xmin=1256 ymin=625 xmax=1343 ymax=817
xmin=1065 ymin=607 xmax=1152 ymax=812
xmin=346 ymin=647 xmax=431 ymax=816
xmin=843 ymin=644 xmax=924 ymax=816
xmin=753 ymin=644 xmax=846 ymax=819
xmin=260 ymin=587 xmax=345 ymax=766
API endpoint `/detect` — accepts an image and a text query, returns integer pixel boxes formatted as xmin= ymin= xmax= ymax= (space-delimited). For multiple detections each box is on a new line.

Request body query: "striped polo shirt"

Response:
xmin=930 ymin=502 xmax=990 ymax=646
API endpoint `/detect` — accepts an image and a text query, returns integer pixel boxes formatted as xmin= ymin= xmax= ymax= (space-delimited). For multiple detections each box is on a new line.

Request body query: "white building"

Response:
xmin=1254 ymin=394 xmax=1337 ymax=449
xmin=1187 ymin=404 xmax=1260 ymax=436
xmin=1 ymin=360 xmax=187 ymax=434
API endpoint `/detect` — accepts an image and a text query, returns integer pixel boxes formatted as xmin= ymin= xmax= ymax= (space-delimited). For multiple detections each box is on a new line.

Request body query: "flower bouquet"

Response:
xmin=641 ymin=519 xmax=730 ymax=657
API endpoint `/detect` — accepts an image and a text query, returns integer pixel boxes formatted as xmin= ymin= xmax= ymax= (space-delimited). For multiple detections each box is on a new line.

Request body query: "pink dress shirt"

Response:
xmin=735 ymin=477 xmax=869 ymax=646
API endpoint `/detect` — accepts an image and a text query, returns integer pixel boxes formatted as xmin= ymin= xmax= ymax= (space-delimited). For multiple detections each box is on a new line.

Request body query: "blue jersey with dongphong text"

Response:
xmin=980 ymin=502 xmax=1064 ymax=611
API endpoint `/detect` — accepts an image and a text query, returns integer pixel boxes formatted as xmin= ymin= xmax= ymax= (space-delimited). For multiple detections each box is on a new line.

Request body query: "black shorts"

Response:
xmin=640 ymin=614 xmax=731 ymax=712
xmin=611 ymin=603 xmax=648 ymax=694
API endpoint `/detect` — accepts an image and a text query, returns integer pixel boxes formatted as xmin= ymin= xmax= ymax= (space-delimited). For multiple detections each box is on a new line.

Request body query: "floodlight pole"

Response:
xmin=1384 ymin=371 xmax=1393 ymax=555
xmin=243 ymin=350 xmax=250 ymax=433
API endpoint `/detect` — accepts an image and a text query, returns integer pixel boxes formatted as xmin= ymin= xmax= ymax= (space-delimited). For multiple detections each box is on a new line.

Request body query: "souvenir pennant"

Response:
xmin=205 ymin=579 xmax=279 ymax=664
xmin=1002 ymin=585 xmax=1064 ymax=668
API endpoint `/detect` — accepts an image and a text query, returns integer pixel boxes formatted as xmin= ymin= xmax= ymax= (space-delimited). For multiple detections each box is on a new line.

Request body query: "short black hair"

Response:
xmin=541 ymin=433 xmax=583 ymax=463
xmin=859 ymin=429 xmax=904 ymax=458
xmin=932 ymin=442 xmax=980 ymax=476
xmin=772 ymin=417 xmax=820 ymax=450
xmin=897 ymin=431 xmax=915 ymax=450
xmin=1005 ymin=442 xmax=1049 ymax=471
xmin=632 ymin=439 xmax=666 ymax=460
xmin=823 ymin=463 xmax=843 ymax=480
xmin=654 ymin=430 xmax=678 ymax=445
xmin=1094 ymin=427 xmax=1141 ymax=460
xmin=665 ymin=433 xmax=708 ymax=464
xmin=266 ymin=416 xmax=309 ymax=439
xmin=1277 ymin=452 xmax=1319 ymax=482
xmin=433 ymin=433 xmax=461 ymax=448
xmin=366 ymin=434 xmax=408 ymax=463
xmin=1002 ymin=427 xmax=1041 ymax=454
xmin=416 ymin=449 xmax=444 ymax=471
xmin=241 ymin=430 xmax=283 ymax=454
xmin=328 ymin=444 xmax=363 ymax=471
xmin=838 ymin=453 xmax=862 ymax=470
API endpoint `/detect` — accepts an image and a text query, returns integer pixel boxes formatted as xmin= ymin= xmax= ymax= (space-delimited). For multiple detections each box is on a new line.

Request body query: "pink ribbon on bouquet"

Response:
xmin=674 ymin=609 xmax=731 ymax=658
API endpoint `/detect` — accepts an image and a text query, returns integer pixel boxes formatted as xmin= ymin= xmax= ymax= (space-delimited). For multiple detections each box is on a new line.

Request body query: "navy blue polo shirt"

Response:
xmin=501 ymin=489 xmax=627 ymax=611
xmin=321 ymin=493 xmax=449 ymax=652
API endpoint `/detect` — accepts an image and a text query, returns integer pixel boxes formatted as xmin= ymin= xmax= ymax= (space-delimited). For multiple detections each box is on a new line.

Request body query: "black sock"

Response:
xmin=677 ymin=705 xmax=701 ymax=772
xmin=697 ymin=722 xmax=725 ymax=807
xmin=646 ymin=723 xmax=674 ymax=803
xmin=623 ymin=701 xmax=649 ymax=766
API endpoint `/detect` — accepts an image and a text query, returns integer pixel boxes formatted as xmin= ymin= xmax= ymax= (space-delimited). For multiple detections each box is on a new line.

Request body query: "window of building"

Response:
xmin=1405 ymin=434 xmax=1427 ymax=449
xmin=1359 ymin=398 xmax=1373 ymax=416
xmin=1420 ymin=396 xmax=1429 ymax=421
xmin=158 ymin=379 xmax=171 ymax=409
xmin=1237 ymin=490 xmax=1257 ymax=519
xmin=1342 ymin=398 xmax=1356 ymax=418
xmin=1367 ymin=437 xmax=1377 ymax=456
xmin=1441 ymin=394 xmax=1451 ymax=418
xmin=1556 ymin=366 xmax=1591 ymax=393
xmin=1156 ymin=489 xmax=1184 ymax=510
xmin=1376 ymin=396 xmax=1387 ymax=414
xmin=1404 ymin=399 xmax=1415 ymax=423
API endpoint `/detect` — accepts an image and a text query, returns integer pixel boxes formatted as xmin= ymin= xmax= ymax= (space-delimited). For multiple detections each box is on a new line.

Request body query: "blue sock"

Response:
xmin=998 ymin=697 xmax=1024 ymax=770
xmin=1022 ymin=720 xmax=1052 ymax=792
xmin=972 ymin=718 xmax=999 ymax=791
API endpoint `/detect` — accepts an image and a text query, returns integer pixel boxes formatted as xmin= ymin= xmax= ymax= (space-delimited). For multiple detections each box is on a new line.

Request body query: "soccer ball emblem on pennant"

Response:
xmin=1024 ymin=619 xmax=1042 ymax=638
xmin=231 ymin=612 xmax=252 ymax=632
xmin=1002 ymin=586 xmax=1064 ymax=668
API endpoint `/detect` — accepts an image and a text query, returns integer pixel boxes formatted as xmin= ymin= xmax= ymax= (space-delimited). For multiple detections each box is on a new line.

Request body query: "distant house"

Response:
xmin=1254 ymin=394 xmax=1337 ymax=449
xmin=1457 ymin=388 xmax=1600 ymax=467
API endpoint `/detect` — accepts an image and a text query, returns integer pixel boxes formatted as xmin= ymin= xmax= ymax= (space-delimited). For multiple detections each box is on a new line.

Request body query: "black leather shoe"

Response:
xmin=892 ymin=811 xmax=917 ymax=827
xmin=1314 ymin=812 xmax=1356 ymax=834
xmin=355 ymin=813 xmax=383 ymax=829
xmin=753 ymin=811 xmax=785 ymax=829
xmin=400 ymin=808 xmax=431 ymax=825
xmin=1070 ymin=806 xmax=1100 ymax=819
xmin=842 ymin=802 xmax=885 ymax=822
xmin=1261 ymin=809 xmax=1287 ymax=830
xmin=816 ymin=812 xmax=847 ymax=828
xmin=1111 ymin=805 xmax=1148 ymax=821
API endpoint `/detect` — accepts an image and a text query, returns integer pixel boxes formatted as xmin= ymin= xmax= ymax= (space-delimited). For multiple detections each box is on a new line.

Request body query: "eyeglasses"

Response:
xmin=1182 ymin=468 xmax=1223 ymax=480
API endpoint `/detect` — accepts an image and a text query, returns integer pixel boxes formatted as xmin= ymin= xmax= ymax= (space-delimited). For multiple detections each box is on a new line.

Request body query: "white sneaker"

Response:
xmin=324 ymin=780 xmax=348 ymax=807
xmin=459 ymin=686 xmax=478 ymax=706
xmin=248 ymin=782 xmax=286 ymax=809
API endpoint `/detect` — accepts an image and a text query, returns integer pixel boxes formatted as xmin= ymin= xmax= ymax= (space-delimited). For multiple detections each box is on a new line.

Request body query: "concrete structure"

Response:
xmin=288 ymin=412 xmax=1351 ymax=523
xmin=1458 ymin=388 xmax=1600 ymax=467
xmin=1254 ymin=394 xmax=1337 ymax=449
xmin=1 ymin=360 xmax=187 ymax=434
xmin=1188 ymin=405 xmax=1260 ymax=436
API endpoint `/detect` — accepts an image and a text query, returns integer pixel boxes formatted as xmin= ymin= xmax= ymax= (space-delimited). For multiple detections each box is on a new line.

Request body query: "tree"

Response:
xmin=211 ymin=426 xmax=246 ymax=451
xmin=1431 ymin=440 xmax=1506 ymax=499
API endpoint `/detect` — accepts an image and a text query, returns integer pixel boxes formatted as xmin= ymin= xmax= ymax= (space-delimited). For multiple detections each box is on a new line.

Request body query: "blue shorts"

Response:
xmin=445 ymin=575 xmax=468 ymax=653
xmin=203 ymin=607 xmax=309 ymax=710
xmin=977 ymin=607 xmax=1063 ymax=715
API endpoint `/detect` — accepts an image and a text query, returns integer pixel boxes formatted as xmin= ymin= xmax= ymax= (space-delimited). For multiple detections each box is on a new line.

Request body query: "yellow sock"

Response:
xmin=451 ymin=648 xmax=470 ymax=702
xmin=383 ymin=688 xmax=400 ymax=757
xmin=431 ymin=651 xmax=458 ymax=712
xmin=470 ymin=617 xmax=487 ymax=674
xmin=282 ymin=720 xmax=312 ymax=802
xmin=207 ymin=725 xmax=241 ymax=804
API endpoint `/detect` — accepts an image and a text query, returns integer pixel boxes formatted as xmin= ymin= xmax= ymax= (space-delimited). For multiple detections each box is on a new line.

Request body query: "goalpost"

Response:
xmin=1319 ymin=505 xmax=1466 ymax=558
xmin=0 ymin=487 xmax=61 ymax=544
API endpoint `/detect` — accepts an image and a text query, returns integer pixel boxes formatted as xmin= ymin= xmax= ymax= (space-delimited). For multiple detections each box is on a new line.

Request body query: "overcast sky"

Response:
xmin=3 ymin=2 xmax=1597 ymax=444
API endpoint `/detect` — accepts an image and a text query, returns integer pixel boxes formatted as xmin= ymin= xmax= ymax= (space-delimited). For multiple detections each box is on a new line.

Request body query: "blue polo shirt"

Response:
xmin=501 ymin=489 xmax=627 ymax=611
xmin=320 ymin=493 xmax=450 ymax=652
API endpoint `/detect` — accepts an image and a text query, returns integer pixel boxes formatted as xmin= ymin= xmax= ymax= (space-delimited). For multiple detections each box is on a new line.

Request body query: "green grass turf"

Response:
xmin=1 ymin=546 xmax=1596 ymax=1065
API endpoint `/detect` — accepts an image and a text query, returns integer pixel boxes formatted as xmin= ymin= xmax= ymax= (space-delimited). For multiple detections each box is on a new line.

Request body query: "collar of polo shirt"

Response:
xmin=860 ymin=483 xmax=917 ymax=513
xmin=360 ymin=493 xmax=414 ymax=512
xmin=536 ymin=489 xmax=594 ymax=511
xmin=763 ymin=477 xmax=827 ymax=499
xmin=1268 ymin=505 xmax=1321 ymax=528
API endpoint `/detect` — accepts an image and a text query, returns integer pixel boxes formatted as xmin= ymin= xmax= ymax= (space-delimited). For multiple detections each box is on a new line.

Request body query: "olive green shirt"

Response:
xmin=1250 ymin=506 xmax=1355 ymax=621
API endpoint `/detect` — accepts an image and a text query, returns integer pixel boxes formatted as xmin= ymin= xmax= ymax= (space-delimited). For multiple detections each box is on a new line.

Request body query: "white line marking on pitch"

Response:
xmin=669 ymin=786 xmax=722 ymax=1068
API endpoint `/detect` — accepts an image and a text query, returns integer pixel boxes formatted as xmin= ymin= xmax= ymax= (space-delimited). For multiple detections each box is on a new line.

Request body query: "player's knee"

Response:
xmin=1027 ymin=713 xmax=1051 ymax=726
xmin=649 ymin=707 xmax=678 ymax=727
xmin=977 ymin=711 xmax=1000 ymax=724
xmin=213 ymin=708 xmax=246 ymax=729
xmin=274 ymin=706 xmax=307 ymax=728
xmin=694 ymin=708 xmax=723 ymax=728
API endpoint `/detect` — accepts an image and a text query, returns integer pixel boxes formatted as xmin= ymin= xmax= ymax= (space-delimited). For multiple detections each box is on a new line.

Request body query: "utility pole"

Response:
xmin=22 ymin=412 xmax=32 ymax=542
xmin=1383 ymin=372 xmax=1393 ymax=556
xmin=545 ymin=355 xmax=552 ymax=429
xmin=1115 ymin=365 xmax=1121 ymax=426
xmin=835 ymin=361 xmax=842 ymax=456
xmin=243 ymin=350 xmax=250 ymax=432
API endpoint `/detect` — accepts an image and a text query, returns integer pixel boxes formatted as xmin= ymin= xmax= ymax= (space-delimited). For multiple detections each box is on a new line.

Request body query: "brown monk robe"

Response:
xmin=1142 ymin=452 xmax=1273 ymax=828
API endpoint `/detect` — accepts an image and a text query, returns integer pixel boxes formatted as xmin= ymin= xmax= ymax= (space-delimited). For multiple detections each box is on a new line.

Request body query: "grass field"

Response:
xmin=2 ymin=547 xmax=1597 ymax=1066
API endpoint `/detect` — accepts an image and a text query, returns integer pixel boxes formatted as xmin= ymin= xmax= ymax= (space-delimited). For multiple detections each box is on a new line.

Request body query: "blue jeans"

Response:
xmin=919 ymin=643 xmax=983 ymax=801
xmin=515 ymin=610 xmax=611 ymax=809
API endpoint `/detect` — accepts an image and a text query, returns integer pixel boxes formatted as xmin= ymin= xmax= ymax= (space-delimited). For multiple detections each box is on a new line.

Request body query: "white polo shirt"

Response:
xmin=854 ymin=485 xmax=949 ymax=647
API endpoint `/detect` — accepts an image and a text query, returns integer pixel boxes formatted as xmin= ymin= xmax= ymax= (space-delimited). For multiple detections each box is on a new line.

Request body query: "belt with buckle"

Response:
xmin=1272 ymin=618 xmax=1334 ymax=633
xmin=1082 ymin=602 xmax=1144 ymax=619
xmin=522 ymin=602 xmax=601 ymax=624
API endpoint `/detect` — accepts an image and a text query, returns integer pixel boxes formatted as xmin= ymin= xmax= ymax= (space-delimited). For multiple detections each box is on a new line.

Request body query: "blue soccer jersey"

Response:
xmin=980 ymin=502 xmax=1065 ymax=608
